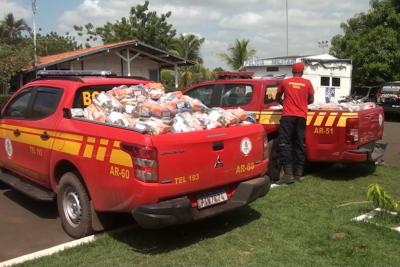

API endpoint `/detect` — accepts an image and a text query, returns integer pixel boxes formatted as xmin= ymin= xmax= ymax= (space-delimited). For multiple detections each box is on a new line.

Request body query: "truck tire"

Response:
xmin=266 ymin=139 xmax=283 ymax=182
xmin=57 ymin=172 xmax=93 ymax=238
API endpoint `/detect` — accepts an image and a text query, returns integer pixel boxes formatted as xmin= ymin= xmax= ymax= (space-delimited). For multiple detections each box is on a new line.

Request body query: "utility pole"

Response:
xmin=286 ymin=0 xmax=289 ymax=56
xmin=32 ymin=0 xmax=37 ymax=66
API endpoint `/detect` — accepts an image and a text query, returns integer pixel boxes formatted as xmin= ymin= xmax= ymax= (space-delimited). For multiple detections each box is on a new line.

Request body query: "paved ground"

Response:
xmin=382 ymin=120 xmax=400 ymax=166
xmin=0 ymin=187 xmax=72 ymax=262
xmin=0 ymin=120 xmax=398 ymax=263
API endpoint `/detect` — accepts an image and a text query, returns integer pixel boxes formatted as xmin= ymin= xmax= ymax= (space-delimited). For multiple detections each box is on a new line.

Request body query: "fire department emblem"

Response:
xmin=4 ymin=137 xmax=13 ymax=158
xmin=240 ymin=138 xmax=252 ymax=156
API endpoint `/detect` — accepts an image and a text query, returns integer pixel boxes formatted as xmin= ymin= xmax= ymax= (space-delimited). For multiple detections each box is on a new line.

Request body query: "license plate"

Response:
xmin=197 ymin=190 xmax=228 ymax=209
xmin=392 ymin=105 xmax=400 ymax=108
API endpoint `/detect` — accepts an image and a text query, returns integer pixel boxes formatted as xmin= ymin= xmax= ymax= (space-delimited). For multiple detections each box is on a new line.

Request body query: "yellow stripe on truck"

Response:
xmin=52 ymin=139 xmax=81 ymax=156
xmin=83 ymin=144 xmax=94 ymax=158
xmin=3 ymin=129 xmax=54 ymax=149
xmin=96 ymin=146 xmax=107 ymax=161
xmin=313 ymin=113 xmax=326 ymax=127
xmin=259 ymin=114 xmax=281 ymax=125
xmin=325 ymin=113 xmax=338 ymax=127
xmin=110 ymin=149 xmax=133 ymax=168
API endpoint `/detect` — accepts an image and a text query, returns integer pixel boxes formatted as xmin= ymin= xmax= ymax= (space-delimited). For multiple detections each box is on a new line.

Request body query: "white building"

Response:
xmin=244 ymin=54 xmax=352 ymax=103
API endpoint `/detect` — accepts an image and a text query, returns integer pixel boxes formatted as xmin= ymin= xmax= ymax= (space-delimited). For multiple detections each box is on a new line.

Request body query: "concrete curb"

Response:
xmin=352 ymin=208 xmax=400 ymax=234
xmin=0 ymin=224 xmax=136 ymax=267
xmin=0 ymin=235 xmax=96 ymax=267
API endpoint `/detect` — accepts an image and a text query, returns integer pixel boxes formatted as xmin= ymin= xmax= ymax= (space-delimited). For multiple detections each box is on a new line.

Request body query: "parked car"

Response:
xmin=377 ymin=82 xmax=400 ymax=116
xmin=339 ymin=86 xmax=380 ymax=103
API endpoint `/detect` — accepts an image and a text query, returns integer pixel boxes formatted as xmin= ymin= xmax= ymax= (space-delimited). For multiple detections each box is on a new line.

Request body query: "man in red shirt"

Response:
xmin=276 ymin=62 xmax=314 ymax=184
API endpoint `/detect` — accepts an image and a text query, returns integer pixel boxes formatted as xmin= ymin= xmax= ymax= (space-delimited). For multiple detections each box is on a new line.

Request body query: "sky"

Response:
xmin=0 ymin=0 xmax=371 ymax=69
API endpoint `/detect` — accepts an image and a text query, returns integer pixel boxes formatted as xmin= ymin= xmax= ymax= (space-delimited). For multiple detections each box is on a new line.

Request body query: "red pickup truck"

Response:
xmin=184 ymin=72 xmax=387 ymax=180
xmin=0 ymin=71 xmax=270 ymax=238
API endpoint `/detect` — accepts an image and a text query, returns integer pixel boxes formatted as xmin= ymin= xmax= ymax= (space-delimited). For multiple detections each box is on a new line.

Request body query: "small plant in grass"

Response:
xmin=367 ymin=184 xmax=399 ymax=213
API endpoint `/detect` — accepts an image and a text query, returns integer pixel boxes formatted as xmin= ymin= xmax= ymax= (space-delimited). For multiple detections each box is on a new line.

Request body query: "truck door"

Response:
xmin=0 ymin=88 xmax=34 ymax=178
xmin=0 ymin=86 xmax=62 ymax=187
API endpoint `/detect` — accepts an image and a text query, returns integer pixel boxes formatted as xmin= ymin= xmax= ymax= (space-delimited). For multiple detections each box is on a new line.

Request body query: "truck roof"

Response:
xmin=23 ymin=76 xmax=150 ymax=91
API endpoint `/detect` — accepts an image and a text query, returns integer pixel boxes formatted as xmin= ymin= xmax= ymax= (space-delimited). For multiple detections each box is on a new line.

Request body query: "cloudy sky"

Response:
xmin=1 ymin=0 xmax=371 ymax=69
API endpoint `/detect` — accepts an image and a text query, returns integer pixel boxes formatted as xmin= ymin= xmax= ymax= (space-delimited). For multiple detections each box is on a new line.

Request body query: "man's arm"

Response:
xmin=308 ymin=80 xmax=315 ymax=104
xmin=276 ymin=82 xmax=284 ymax=104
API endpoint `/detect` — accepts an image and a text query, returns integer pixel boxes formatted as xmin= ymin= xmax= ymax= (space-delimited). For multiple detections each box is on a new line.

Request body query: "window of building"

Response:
xmin=321 ymin=77 xmax=330 ymax=86
xmin=332 ymin=77 xmax=341 ymax=87
xmin=266 ymin=66 xmax=279 ymax=72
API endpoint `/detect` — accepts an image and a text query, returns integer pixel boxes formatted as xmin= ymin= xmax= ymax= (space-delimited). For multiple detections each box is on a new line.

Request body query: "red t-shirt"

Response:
xmin=277 ymin=77 xmax=314 ymax=119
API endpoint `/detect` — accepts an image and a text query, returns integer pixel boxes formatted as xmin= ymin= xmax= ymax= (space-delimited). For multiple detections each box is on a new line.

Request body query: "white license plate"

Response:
xmin=197 ymin=190 xmax=228 ymax=209
xmin=392 ymin=105 xmax=400 ymax=108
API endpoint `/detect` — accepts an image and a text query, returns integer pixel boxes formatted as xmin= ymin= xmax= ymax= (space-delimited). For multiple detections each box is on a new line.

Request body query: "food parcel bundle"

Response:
xmin=308 ymin=102 xmax=377 ymax=112
xmin=74 ymin=83 xmax=254 ymax=135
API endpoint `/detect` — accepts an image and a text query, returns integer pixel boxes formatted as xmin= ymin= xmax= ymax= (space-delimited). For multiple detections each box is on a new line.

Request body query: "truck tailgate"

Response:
xmin=151 ymin=124 xmax=266 ymax=199
xmin=358 ymin=107 xmax=384 ymax=145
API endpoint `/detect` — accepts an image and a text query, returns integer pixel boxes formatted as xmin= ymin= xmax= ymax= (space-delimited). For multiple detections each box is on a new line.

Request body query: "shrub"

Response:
xmin=367 ymin=184 xmax=399 ymax=213
xmin=0 ymin=95 xmax=11 ymax=110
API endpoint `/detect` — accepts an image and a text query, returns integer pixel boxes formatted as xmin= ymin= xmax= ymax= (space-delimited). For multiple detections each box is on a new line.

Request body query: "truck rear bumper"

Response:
xmin=343 ymin=140 xmax=387 ymax=162
xmin=132 ymin=176 xmax=270 ymax=229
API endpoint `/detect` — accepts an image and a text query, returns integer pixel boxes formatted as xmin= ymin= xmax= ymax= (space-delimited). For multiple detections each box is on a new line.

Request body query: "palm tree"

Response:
xmin=218 ymin=39 xmax=256 ymax=71
xmin=171 ymin=33 xmax=205 ymax=64
xmin=0 ymin=13 xmax=30 ymax=45
xmin=169 ymin=34 xmax=206 ymax=89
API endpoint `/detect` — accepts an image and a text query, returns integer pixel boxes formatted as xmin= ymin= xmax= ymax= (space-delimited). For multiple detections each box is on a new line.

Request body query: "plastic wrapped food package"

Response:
xmin=77 ymin=83 xmax=254 ymax=135
xmin=308 ymin=102 xmax=376 ymax=112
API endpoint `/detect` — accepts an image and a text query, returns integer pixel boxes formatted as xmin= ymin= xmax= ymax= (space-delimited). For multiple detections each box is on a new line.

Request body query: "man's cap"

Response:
xmin=292 ymin=62 xmax=305 ymax=73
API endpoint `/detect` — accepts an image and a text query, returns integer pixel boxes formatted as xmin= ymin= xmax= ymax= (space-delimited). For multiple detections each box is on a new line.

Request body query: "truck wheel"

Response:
xmin=57 ymin=172 xmax=93 ymax=238
xmin=266 ymin=139 xmax=283 ymax=182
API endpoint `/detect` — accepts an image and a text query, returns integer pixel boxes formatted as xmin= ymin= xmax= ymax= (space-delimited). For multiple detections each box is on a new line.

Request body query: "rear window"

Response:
xmin=74 ymin=84 xmax=135 ymax=108
xmin=221 ymin=84 xmax=253 ymax=107
xmin=381 ymin=85 xmax=400 ymax=94
xmin=185 ymin=85 xmax=214 ymax=107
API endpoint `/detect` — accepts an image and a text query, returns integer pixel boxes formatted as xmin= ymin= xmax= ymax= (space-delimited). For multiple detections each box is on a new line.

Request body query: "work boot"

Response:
xmin=293 ymin=165 xmax=305 ymax=182
xmin=276 ymin=165 xmax=295 ymax=185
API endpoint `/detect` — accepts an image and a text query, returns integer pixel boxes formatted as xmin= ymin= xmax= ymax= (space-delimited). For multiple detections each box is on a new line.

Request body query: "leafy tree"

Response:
xmin=330 ymin=0 xmax=400 ymax=85
xmin=0 ymin=13 xmax=30 ymax=45
xmin=74 ymin=1 xmax=176 ymax=50
xmin=218 ymin=39 xmax=256 ymax=71
xmin=36 ymin=32 xmax=82 ymax=56
xmin=0 ymin=44 xmax=31 ymax=93
xmin=171 ymin=34 xmax=205 ymax=64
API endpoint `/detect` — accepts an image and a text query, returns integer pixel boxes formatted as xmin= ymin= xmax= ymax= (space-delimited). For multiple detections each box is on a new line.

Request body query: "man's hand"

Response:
xmin=308 ymin=95 xmax=314 ymax=104
xmin=276 ymin=92 xmax=283 ymax=104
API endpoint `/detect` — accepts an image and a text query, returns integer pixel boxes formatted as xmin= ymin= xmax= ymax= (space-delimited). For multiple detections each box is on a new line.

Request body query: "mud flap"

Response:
xmin=370 ymin=140 xmax=388 ymax=162
xmin=91 ymin=202 xmax=114 ymax=232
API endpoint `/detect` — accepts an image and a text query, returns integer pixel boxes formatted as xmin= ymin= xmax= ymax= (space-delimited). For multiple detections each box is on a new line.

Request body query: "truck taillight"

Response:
xmin=345 ymin=118 xmax=359 ymax=145
xmin=120 ymin=143 xmax=158 ymax=182
xmin=263 ymin=135 xmax=268 ymax=159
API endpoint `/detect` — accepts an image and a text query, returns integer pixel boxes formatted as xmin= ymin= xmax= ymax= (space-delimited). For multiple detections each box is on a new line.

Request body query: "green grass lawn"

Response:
xmin=19 ymin=165 xmax=400 ymax=267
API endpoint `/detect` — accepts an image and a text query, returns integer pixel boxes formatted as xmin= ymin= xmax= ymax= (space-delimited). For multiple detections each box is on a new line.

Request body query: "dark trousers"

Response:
xmin=279 ymin=116 xmax=306 ymax=168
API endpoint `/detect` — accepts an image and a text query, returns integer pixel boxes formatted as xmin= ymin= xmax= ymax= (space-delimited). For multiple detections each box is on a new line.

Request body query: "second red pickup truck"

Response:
xmin=184 ymin=72 xmax=387 ymax=180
